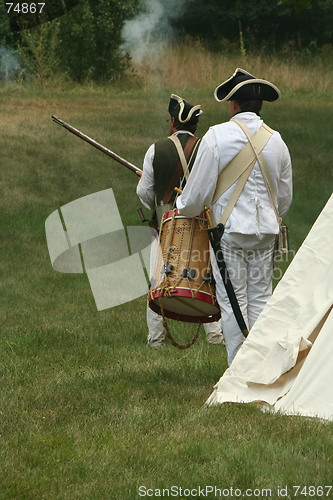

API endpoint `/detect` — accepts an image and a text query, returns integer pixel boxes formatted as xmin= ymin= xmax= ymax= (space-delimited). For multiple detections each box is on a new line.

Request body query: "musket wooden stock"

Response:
xmin=51 ymin=115 xmax=142 ymax=176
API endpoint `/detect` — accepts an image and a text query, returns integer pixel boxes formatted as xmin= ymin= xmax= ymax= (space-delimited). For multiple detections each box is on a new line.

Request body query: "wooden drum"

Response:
xmin=149 ymin=209 xmax=221 ymax=323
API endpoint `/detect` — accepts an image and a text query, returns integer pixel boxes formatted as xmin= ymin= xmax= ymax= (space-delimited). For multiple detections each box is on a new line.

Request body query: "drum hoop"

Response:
xmin=149 ymin=300 xmax=221 ymax=324
xmin=162 ymin=209 xmax=207 ymax=225
xmin=152 ymin=287 xmax=218 ymax=305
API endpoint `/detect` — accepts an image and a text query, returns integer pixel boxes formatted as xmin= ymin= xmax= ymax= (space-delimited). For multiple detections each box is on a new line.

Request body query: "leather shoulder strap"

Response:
xmin=168 ymin=134 xmax=191 ymax=181
xmin=162 ymin=135 xmax=199 ymax=204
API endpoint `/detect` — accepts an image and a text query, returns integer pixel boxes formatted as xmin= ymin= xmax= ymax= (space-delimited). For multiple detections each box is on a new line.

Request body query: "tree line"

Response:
xmin=0 ymin=0 xmax=332 ymax=83
xmin=174 ymin=0 xmax=333 ymax=52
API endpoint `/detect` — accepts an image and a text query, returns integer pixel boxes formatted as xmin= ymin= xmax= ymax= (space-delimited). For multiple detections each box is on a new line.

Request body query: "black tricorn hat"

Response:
xmin=214 ymin=68 xmax=280 ymax=102
xmin=168 ymin=94 xmax=203 ymax=124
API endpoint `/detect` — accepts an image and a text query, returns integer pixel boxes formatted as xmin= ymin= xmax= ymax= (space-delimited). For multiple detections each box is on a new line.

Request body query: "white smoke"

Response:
xmin=0 ymin=47 xmax=22 ymax=81
xmin=121 ymin=0 xmax=187 ymax=64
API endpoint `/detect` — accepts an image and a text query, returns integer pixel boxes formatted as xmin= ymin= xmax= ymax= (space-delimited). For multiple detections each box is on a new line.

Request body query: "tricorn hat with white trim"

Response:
xmin=168 ymin=94 xmax=203 ymax=124
xmin=214 ymin=68 xmax=280 ymax=102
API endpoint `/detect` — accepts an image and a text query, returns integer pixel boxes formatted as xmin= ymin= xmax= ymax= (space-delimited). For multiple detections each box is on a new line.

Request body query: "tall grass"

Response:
xmin=128 ymin=42 xmax=333 ymax=95
xmin=1 ymin=48 xmax=333 ymax=499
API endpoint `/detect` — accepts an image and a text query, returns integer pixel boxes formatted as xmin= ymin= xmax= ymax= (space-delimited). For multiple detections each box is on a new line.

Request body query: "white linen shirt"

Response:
xmin=176 ymin=112 xmax=292 ymax=235
xmin=137 ymin=131 xmax=196 ymax=210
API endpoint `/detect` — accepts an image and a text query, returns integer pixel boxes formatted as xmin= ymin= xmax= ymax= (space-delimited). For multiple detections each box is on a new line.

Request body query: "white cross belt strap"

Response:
xmin=212 ymin=120 xmax=274 ymax=226
xmin=233 ymin=119 xmax=281 ymax=225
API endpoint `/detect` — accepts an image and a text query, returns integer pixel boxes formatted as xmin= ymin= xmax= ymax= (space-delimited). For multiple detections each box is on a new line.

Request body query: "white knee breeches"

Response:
xmin=211 ymin=232 xmax=275 ymax=365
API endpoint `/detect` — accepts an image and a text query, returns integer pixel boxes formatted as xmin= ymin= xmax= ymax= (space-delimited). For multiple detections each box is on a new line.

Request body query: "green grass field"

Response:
xmin=1 ymin=57 xmax=333 ymax=499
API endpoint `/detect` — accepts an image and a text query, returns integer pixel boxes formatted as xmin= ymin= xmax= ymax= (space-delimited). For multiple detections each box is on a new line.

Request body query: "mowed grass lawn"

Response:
xmin=1 ymin=79 xmax=332 ymax=500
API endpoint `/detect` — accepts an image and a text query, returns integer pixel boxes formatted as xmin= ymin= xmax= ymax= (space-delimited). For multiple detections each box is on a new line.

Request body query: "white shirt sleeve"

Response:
xmin=136 ymin=144 xmax=156 ymax=210
xmin=176 ymin=130 xmax=220 ymax=217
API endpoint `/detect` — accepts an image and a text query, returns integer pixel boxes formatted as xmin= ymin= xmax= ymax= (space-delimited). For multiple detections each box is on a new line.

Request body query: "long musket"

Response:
xmin=51 ymin=115 xmax=142 ymax=176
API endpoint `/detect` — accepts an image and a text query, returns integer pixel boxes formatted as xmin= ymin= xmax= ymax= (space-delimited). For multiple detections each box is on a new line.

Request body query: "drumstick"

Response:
xmin=204 ymin=206 xmax=215 ymax=228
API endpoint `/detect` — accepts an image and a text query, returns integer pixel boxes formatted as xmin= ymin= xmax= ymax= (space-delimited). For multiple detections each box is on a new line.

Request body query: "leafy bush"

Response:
xmin=1 ymin=0 xmax=139 ymax=83
xmin=55 ymin=0 xmax=139 ymax=82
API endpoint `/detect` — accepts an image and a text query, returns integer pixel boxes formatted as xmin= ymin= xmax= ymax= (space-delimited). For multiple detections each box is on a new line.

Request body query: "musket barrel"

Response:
xmin=51 ymin=115 xmax=142 ymax=175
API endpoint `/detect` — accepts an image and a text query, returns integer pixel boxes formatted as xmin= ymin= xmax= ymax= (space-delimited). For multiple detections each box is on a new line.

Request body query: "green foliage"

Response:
xmin=18 ymin=22 xmax=62 ymax=82
xmin=278 ymin=0 xmax=313 ymax=13
xmin=55 ymin=0 xmax=139 ymax=82
xmin=0 ymin=3 xmax=16 ymax=46
xmin=173 ymin=0 xmax=333 ymax=52
xmin=1 ymin=0 xmax=140 ymax=83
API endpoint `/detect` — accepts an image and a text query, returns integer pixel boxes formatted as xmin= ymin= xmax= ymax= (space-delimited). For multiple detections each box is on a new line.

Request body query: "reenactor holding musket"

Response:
xmin=137 ymin=94 xmax=224 ymax=348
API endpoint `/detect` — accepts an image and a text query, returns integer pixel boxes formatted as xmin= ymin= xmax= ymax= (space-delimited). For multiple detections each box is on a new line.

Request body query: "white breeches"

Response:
xmin=211 ymin=232 xmax=276 ymax=365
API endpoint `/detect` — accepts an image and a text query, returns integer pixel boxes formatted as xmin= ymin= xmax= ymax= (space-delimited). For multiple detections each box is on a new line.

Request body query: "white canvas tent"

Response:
xmin=207 ymin=194 xmax=333 ymax=421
